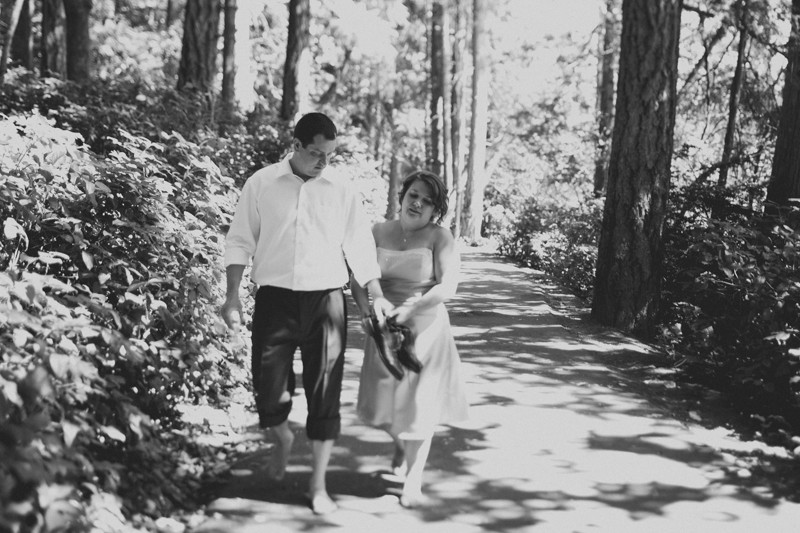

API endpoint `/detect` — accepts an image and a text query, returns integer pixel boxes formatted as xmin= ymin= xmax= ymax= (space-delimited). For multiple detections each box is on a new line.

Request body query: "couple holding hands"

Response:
xmin=221 ymin=112 xmax=469 ymax=514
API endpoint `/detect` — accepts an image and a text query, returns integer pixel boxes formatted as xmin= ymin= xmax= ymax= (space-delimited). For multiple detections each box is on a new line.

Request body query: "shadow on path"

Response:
xmin=194 ymin=250 xmax=800 ymax=533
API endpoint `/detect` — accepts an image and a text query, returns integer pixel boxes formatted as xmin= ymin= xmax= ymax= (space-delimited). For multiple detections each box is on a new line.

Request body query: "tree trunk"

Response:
xmin=441 ymin=1 xmax=453 ymax=195
xmin=63 ymin=0 xmax=93 ymax=82
xmin=233 ymin=1 xmax=256 ymax=112
xmin=165 ymin=0 xmax=174 ymax=28
xmin=591 ymin=0 xmax=682 ymax=337
xmin=386 ymin=148 xmax=402 ymax=220
xmin=765 ymin=0 xmax=800 ymax=208
xmin=460 ymin=0 xmax=488 ymax=243
xmin=718 ymin=0 xmax=748 ymax=189
xmin=10 ymin=0 xmax=31 ymax=69
xmin=177 ymin=0 xmax=220 ymax=92
xmin=41 ymin=0 xmax=66 ymax=78
xmin=221 ymin=0 xmax=237 ymax=123
xmin=280 ymin=0 xmax=310 ymax=121
xmin=430 ymin=0 xmax=444 ymax=176
xmin=450 ymin=0 xmax=467 ymax=234
xmin=593 ymin=0 xmax=620 ymax=196
xmin=0 ymin=0 xmax=25 ymax=83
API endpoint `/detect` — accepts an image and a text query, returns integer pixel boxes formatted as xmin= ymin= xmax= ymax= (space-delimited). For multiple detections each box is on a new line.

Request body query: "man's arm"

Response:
xmin=221 ymin=264 xmax=246 ymax=329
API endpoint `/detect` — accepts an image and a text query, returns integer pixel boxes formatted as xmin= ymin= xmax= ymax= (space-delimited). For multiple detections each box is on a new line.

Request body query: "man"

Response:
xmin=221 ymin=112 xmax=390 ymax=515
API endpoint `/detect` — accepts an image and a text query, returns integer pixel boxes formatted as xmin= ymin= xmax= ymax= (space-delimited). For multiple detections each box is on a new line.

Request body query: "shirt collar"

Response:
xmin=279 ymin=153 xmax=333 ymax=183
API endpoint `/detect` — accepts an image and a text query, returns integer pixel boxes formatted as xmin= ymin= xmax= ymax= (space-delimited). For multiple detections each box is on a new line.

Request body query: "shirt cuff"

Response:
xmin=224 ymin=248 xmax=252 ymax=267
xmin=351 ymin=263 xmax=382 ymax=288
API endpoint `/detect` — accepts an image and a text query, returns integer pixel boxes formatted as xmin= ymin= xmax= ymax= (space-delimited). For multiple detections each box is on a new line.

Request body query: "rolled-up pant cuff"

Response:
xmin=258 ymin=400 xmax=292 ymax=429
xmin=306 ymin=417 xmax=341 ymax=441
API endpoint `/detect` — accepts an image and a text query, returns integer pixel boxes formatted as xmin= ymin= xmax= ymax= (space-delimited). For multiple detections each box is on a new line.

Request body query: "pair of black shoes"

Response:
xmin=365 ymin=314 xmax=422 ymax=380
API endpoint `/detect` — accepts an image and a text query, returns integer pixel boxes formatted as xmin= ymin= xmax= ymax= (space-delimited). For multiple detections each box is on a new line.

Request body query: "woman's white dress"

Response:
xmin=357 ymin=247 xmax=469 ymax=439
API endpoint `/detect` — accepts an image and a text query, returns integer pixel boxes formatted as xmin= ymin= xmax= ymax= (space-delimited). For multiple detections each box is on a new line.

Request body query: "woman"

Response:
xmin=351 ymin=170 xmax=469 ymax=507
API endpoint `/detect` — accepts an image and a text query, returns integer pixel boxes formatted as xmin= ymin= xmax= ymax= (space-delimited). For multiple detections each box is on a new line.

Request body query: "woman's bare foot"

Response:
xmin=391 ymin=442 xmax=406 ymax=477
xmin=307 ymin=490 xmax=338 ymax=515
xmin=399 ymin=489 xmax=428 ymax=508
xmin=266 ymin=424 xmax=294 ymax=480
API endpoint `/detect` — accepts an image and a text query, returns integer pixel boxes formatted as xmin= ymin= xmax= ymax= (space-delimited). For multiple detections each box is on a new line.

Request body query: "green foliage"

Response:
xmin=0 ymin=109 xmax=249 ymax=530
xmin=497 ymin=196 xmax=602 ymax=300
xmin=660 ymin=183 xmax=800 ymax=440
xmin=0 ymin=68 xmax=285 ymax=188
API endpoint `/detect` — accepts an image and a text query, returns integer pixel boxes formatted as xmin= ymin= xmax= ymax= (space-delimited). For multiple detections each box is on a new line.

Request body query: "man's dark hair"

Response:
xmin=294 ymin=113 xmax=338 ymax=146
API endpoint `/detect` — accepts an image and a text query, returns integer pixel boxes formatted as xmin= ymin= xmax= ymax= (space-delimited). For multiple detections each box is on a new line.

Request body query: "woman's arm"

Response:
xmin=390 ymin=227 xmax=460 ymax=324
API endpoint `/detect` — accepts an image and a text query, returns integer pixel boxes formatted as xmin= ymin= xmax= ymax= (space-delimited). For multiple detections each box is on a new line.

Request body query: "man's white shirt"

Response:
xmin=225 ymin=155 xmax=381 ymax=290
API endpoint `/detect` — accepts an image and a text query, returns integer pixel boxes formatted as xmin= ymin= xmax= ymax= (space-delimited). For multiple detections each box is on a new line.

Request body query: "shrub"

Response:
xmin=0 ymin=112 xmax=247 ymax=530
xmin=497 ymin=196 xmax=601 ymax=300
xmin=661 ymin=182 xmax=800 ymax=440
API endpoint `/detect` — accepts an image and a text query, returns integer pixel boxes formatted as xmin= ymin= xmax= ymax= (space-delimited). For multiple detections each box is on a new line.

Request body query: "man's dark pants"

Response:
xmin=251 ymin=285 xmax=347 ymax=440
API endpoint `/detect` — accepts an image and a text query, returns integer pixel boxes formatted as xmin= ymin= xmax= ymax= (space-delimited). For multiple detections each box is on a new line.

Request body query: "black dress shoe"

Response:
xmin=388 ymin=318 xmax=422 ymax=374
xmin=365 ymin=314 xmax=404 ymax=380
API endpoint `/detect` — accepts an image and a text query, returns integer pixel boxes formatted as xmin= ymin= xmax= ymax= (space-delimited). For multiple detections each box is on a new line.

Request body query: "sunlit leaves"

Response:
xmin=3 ymin=218 xmax=28 ymax=248
xmin=0 ymin=102 xmax=244 ymax=529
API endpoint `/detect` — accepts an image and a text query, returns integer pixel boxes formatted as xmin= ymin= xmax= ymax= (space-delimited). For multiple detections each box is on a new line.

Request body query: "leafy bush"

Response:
xmin=497 ymin=196 xmax=602 ymax=300
xmin=660 ymin=182 xmax=800 ymax=441
xmin=0 ymin=112 xmax=248 ymax=531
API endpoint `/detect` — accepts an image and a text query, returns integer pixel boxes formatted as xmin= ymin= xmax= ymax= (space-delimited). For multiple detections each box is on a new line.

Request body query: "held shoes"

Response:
xmin=390 ymin=320 xmax=422 ymax=373
xmin=365 ymin=314 xmax=423 ymax=380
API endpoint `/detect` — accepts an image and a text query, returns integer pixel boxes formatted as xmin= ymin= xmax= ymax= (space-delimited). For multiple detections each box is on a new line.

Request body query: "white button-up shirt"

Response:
xmin=224 ymin=155 xmax=381 ymax=291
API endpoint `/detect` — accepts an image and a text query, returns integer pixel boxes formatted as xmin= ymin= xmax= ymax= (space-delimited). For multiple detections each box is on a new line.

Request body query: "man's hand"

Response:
xmin=221 ymin=297 xmax=243 ymax=331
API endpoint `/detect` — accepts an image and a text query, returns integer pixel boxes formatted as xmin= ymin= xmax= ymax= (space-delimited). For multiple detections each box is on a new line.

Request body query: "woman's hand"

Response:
xmin=388 ymin=295 xmax=421 ymax=324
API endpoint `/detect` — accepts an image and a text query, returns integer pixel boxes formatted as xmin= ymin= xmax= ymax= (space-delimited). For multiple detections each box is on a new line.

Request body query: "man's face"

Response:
xmin=291 ymin=134 xmax=337 ymax=180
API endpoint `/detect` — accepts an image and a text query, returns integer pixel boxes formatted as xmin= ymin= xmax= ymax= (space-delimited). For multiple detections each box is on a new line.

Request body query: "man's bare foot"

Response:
xmin=307 ymin=490 xmax=338 ymax=515
xmin=266 ymin=425 xmax=294 ymax=480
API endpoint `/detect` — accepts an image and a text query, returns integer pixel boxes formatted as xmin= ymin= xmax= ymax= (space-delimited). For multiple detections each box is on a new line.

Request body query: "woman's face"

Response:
xmin=401 ymin=180 xmax=436 ymax=225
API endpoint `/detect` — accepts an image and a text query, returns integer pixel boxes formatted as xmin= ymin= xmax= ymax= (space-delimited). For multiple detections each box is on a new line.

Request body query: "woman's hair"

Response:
xmin=398 ymin=170 xmax=449 ymax=224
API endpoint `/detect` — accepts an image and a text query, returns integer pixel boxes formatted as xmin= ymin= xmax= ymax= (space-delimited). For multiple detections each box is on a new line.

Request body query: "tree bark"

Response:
xmin=382 ymin=100 xmax=403 ymax=220
xmin=63 ymin=0 xmax=93 ymax=82
xmin=765 ymin=0 xmax=800 ymax=208
xmin=593 ymin=0 xmax=620 ymax=196
xmin=430 ymin=0 xmax=445 ymax=176
xmin=441 ymin=1 xmax=453 ymax=195
xmin=10 ymin=0 xmax=31 ymax=68
xmin=460 ymin=0 xmax=488 ymax=243
xmin=718 ymin=0 xmax=748 ymax=189
xmin=591 ymin=0 xmax=682 ymax=337
xmin=177 ymin=0 xmax=220 ymax=92
xmin=41 ymin=0 xmax=67 ymax=78
xmin=386 ymin=148 xmax=402 ymax=220
xmin=280 ymin=0 xmax=310 ymax=121
xmin=0 ymin=0 xmax=25 ymax=83
xmin=450 ymin=0 xmax=467 ymax=234
xmin=221 ymin=0 xmax=237 ymax=122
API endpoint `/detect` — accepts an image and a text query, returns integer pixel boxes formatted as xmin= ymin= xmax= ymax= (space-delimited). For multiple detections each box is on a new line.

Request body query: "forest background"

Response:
xmin=2 ymin=0 xmax=800 ymax=531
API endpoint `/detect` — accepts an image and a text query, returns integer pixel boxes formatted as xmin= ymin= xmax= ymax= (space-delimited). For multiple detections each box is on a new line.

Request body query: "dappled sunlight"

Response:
xmin=198 ymin=252 xmax=800 ymax=531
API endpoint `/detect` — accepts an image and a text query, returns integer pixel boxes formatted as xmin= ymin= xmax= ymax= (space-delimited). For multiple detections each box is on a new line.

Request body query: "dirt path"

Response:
xmin=193 ymin=250 xmax=800 ymax=533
